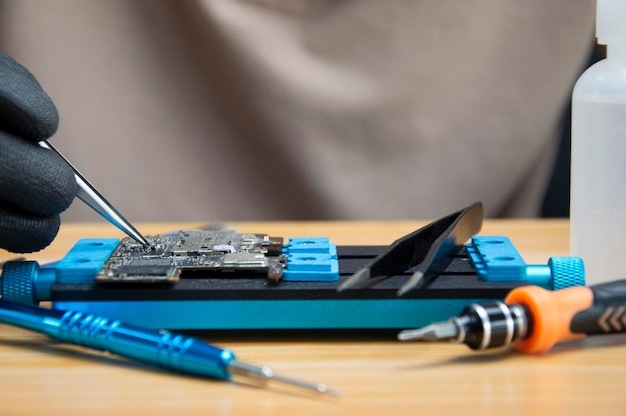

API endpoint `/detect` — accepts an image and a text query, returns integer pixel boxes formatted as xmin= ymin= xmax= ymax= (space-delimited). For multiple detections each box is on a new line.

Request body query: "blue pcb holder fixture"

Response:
xmin=0 ymin=203 xmax=585 ymax=331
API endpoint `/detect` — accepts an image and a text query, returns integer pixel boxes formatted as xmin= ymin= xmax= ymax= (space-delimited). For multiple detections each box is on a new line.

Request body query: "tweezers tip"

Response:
xmin=336 ymin=268 xmax=370 ymax=292
xmin=397 ymin=271 xmax=423 ymax=296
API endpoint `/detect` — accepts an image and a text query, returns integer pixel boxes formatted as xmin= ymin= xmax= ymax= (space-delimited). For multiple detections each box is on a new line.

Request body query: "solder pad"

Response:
xmin=95 ymin=230 xmax=285 ymax=283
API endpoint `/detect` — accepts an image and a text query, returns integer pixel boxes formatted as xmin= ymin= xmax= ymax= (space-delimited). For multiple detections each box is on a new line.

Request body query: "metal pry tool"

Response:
xmin=337 ymin=202 xmax=483 ymax=296
xmin=39 ymin=141 xmax=151 ymax=249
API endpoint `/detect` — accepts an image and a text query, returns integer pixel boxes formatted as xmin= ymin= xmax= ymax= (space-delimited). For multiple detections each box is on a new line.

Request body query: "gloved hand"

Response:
xmin=0 ymin=53 xmax=76 ymax=253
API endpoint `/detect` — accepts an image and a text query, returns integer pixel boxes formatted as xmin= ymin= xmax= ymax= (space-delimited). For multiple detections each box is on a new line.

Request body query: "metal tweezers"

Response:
xmin=40 ymin=141 xmax=151 ymax=249
xmin=337 ymin=202 xmax=483 ymax=296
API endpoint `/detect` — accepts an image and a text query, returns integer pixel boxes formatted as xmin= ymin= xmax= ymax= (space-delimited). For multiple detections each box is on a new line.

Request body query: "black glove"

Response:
xmin=0 ymin=53 xmax=76 ymax=253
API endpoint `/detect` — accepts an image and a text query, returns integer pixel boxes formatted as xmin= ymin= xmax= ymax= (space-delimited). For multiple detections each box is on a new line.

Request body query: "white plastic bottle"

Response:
xmin=570 ymin=0 xmax=626 ymax=285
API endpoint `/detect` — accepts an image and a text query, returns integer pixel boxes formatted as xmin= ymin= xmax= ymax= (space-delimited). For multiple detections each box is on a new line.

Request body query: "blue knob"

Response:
xmin=1 ymin=261 xmax=56 ymax=305
xmin=548 ymin=256 xmax=586 ymax=290
xmin=1 ymin=261 xmax=39 ymax=305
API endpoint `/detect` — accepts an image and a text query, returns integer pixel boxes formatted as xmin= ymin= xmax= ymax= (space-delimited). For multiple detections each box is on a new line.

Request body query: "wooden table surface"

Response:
xmin=1 ymin=219 xmax=625 ymax=415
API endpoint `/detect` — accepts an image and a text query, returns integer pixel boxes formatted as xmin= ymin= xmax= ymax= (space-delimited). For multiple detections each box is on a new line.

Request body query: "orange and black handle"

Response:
xmin=507 ymin=280 xmax=626 ymax=353
xmin=403 ymin=280 xmax=626 ymax=353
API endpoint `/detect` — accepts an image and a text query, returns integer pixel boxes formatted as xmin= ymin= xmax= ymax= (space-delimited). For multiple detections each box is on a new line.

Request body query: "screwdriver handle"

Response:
xmin=505 ymin=285 xmax=592 ymax=353
xmin=505 ymin=280 xmax=626 ymax=354
xmin=570 ymin=280 xmax=626 ymax=335
xmin=0 ymin=299 xmax=234 ymax=380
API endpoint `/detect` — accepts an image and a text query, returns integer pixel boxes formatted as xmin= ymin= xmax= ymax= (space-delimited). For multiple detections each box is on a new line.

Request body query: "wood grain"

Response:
xmin=1 ymin=220 xmax=625 ymax=416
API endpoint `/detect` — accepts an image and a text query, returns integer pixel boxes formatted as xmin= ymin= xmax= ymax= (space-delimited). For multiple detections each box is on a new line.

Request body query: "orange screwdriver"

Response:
xmin=397 ymin=280 xmax=626 ymax=353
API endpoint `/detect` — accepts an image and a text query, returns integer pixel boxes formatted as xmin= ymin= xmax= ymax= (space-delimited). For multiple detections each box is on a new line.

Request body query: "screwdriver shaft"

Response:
xmin=0 ymin=299 xmax=339 ymax=396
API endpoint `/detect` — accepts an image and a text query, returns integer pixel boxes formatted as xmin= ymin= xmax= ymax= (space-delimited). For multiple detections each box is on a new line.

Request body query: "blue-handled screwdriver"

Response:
xmin=0 ymin=298 xmax=339 ymax=397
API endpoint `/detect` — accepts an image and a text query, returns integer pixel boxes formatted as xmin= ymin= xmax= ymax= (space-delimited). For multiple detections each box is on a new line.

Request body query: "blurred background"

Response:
xmin=0 ymin=0 xmax=597 ymax=223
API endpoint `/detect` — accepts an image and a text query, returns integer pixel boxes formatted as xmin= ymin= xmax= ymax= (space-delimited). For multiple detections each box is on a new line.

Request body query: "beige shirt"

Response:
xmin=0 ymin=0 xmax=596 ymax=222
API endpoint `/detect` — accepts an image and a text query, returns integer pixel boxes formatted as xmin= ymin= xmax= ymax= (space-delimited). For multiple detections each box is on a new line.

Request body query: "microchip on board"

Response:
xmin=95 ymin=230 xmax=285 ymax=284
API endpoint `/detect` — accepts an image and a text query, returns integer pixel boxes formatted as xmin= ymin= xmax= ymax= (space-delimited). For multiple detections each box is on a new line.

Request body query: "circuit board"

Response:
xmin=95 ymin=230 xmax=285 ymax=283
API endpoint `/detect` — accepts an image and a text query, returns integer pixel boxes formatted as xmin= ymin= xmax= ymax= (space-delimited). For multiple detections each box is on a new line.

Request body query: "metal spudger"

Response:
xmin=39 ymin=141 xmax=151 ymax=249
xmin=337 ymin=202 xmax=483 ymax=296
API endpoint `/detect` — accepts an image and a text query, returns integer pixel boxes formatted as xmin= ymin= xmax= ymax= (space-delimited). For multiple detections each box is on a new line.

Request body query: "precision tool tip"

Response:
xmin=396 ymin=271 xmax=424 ymax=297
xmin=397 ymin=321 xmax=460 ymax=342
xmin=227 ymin=360 xmax=341 ymax=397
xmin=336 ymin=267 xmax=370 ymax=292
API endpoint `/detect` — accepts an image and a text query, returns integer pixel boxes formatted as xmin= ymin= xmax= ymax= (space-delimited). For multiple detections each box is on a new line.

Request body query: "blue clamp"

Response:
xmin=282 ymin=237 xmax=339 ymax=282
xmin=55 ymin=238 xmax=120 ymax=284
xmin=0 ymin=238 xmax=119 ymax=305
xmin=466 ymin=236 xmax=585 ymax=290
